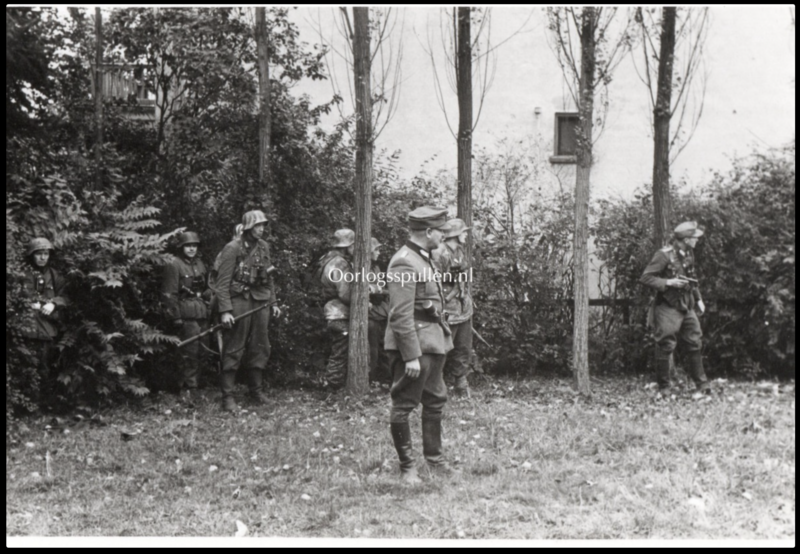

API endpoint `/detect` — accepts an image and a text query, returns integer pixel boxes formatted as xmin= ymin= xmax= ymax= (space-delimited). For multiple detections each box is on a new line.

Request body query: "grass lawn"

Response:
xmin=6 ymin=375 xmax=796 ymax=540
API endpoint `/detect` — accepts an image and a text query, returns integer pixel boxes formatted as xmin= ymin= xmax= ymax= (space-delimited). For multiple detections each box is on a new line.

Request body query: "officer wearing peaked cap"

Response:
xmin=214 ymin=210 xmax=281 ymax=411
xmin=640 ymin=221 xmax=710 ymax=395
xmin=385 ymin=206 xmax=455 ymax=483
xmin=162 ymin=231 xmax=211 ymax=402
xmin=315 ymin=229 xmax=356 ymax=390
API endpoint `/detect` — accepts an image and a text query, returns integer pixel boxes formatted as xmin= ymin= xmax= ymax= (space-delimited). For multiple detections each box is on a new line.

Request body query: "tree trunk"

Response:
xmin=347 ymin=7 xmax=373 ymax=396
xmin=652 ymin=7 xmax=676 ymax=249
xmin=255 ymin=7 xmax=271 ymax=193
xmin=94 ymin=8 xmax=103 ymax=190
xmin=573 ymin=8 xmax=597 ymax=397
xmin=456 ymin=7 xmax=473 ymax=262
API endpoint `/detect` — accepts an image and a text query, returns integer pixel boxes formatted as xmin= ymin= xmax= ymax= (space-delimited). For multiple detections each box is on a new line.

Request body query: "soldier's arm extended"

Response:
xmin=161 ymin=259 xmax=182 ymax=321
xmin=387 ymin=256 xmax=421 ymax=362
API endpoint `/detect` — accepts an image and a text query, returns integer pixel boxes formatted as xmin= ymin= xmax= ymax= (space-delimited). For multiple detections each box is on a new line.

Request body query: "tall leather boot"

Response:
xmin=220 ymin=370 xmax=238 ymax=412
xmin=248 ymin=368 xmax=269 ymax=404
xmin=686 ymin=351 xmax=711 ymax=393
xmin=655 ymin=355 xmax=672 ymax=391
xmin=422 ymin=417 xmax=457 ymax=476
xmin=390 ymin=422 xmax=421 ymax=484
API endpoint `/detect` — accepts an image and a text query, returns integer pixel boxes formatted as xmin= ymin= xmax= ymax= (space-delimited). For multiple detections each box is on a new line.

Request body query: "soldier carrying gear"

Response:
xmin=214 ymin=210 xmax=281 ymax=412
xmin=14 ymin=237 xmax=69 ymax=407
xmin=433 ymin=217 xmax=474 ymax=398
xmin=640 ymin=221 xmax=711 ymax=395
xmin=162 ymin=231 xmax=211 ymax=402
xmin=315 ymin=229 xmax=355 ymax=390
xmin=385 ymin=206 xmax=455 ymax=484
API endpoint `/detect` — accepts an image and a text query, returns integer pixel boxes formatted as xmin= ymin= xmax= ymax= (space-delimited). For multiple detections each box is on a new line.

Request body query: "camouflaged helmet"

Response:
xmin=370 ymin=237 xmax=382 ymax=251
xmin=332 ymin=229 xmax=355 ymax=248
xmin=242 ymin=210 xmax=269 ymax=231
xmin=26 ymin=237 xmax=54 ymax=256
xmin=177 ymin=231 xmax=201 ymax=247
xmin=444 ymin=218 xmax=471 ymax=239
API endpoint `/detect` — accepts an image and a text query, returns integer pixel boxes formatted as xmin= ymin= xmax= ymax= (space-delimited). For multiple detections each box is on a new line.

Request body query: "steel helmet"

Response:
xmin=332 ymin=229 xmax=355 ymax=248
xmin=370 ymin=237 xmax=382 ymax=251
xmin=177 ymin=231 xmax=201 ymax=247
xmin=444 ymin=218 xmax=471 ymax=239
xmin=242 ymin=210 xmax=269 ymax=231
xmin=26 ymin=237 xmax=54 ymax=256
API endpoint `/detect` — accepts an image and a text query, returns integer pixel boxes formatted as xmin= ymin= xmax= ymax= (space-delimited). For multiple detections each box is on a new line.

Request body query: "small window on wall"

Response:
xmin=550 ymin=112 xmax=579 ymax=164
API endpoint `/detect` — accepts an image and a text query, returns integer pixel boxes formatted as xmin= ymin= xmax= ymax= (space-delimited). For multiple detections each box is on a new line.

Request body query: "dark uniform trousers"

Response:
xmin=176 ymin=319 xmax=207 ymax=389
xmin=368 ymin=318 xmax=391 ymax=384
xmin=443 ymin=318 xmax=473 ymax=381
xmin=324 ymin=319 xmax=349 ymax=388
xmin=222 ymin=296 xmax=271 ymax=372
xmin=389 ymin=351 xmax=447 ymax=424
xmin=653 ymin=303 xmax=704 ymax=387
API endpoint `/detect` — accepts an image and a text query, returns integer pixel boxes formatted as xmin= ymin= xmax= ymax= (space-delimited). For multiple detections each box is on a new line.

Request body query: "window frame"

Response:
xmin=550 ymin=111 xmax=579 ymax=164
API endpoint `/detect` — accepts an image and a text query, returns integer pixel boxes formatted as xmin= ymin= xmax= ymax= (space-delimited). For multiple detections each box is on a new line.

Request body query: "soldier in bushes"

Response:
xmin=161 ymin=231 xmax=211 ymax=402
xmin=385 ymin=207 xmax=455 ymax=483
xmin=640 ymin=221 xmax=711 ymax=395
xmin=433 ymin=218 xmax=474 ymax=398
xmin=17 ymin=238 xmax=69 ymax=406
xmin=215 ymin=210 xmax=281 ymax=412
xmin=315 ymin=229 xmax=356 ymax=390
xmin=368 ymin=237 xmax=391 ymax=386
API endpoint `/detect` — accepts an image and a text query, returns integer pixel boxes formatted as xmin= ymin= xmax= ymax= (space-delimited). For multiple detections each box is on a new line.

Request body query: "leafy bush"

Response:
xmin=594 ymin=143 xmax=795 ymax=379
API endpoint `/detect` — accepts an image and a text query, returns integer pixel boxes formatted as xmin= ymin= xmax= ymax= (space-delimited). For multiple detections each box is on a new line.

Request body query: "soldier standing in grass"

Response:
xmin=315 ymin=229 xmax=356 ymax=390
xmin=214 ymin=210 xmax=281 ymax=412
xmin=433 ymin=218 xmax=474 ymax=398
xmin=367 ymin=237 xmax=391 ymax=386
xmin=640 ymin=221 xmax=711 ymax=395
xmin=16 ymin=238 xmax=69 ymax=406
xmin=385 ymin=207 xmax=455 ymax=483
xmin=161 ymin=231 xmax=211 ymax=402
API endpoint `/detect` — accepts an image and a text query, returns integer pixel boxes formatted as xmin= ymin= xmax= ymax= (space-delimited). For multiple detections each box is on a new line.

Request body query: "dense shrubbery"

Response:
xmin=594 ymin=143 xmax=795 ymax=379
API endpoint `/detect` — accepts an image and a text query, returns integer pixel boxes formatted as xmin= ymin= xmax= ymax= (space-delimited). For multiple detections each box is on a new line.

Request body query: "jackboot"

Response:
xmin=220 ymin=370 xmax=238 ymax=412
xmin=655 ymin=356 xmax=672 ymax=391
xmin=390 ymin=422 xmax=421 ymax=484
xmin=248 ymin=368 xmax=269 ymax=405
xmin=454 ymin=375 xmax=471 ymax=398
xmin=422 ymin=418 xmax=457 ymax=476
xmin=686 ymin=351 xmax=710 ymax=393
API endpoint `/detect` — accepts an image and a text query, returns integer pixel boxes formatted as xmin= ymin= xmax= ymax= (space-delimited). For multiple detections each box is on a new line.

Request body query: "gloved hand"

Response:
xmin=40 ymin=302 xmax=55 ymax=316
xmin=696 ymin=300 xmax=705 ymax=315
xmin=271 ymin=305 xmax=281 ymax=319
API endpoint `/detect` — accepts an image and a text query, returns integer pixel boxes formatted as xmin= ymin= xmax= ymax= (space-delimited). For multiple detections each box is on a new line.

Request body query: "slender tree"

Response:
xmin=455 ymin=8 xmax=474 ymax=260
xmin=632 ymin=7 xmax=710 ymax=248
xmin=547 ymin=7 xmax=633 ymax=396
xmin=347 ymin=7 xmax=374 ymax=395
xmin=94 ymin=8 xmax=103 ymax=190
xmin=255 ymin=7 xmax=271 ymax=192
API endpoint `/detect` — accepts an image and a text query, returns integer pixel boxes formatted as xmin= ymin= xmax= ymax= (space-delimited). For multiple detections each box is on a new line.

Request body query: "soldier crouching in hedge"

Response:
xmin=161 ymin=231 xmax=211 ymax=403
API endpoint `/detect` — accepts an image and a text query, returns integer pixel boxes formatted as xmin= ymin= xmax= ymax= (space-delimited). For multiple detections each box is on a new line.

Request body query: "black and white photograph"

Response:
xmin=6 ymin=4 xmax=795 ymax=546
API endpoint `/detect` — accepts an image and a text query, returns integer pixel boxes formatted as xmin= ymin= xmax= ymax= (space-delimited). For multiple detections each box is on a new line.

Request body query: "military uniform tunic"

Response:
xmin=162 ymin=255 xmax=210 ymax=389
xmin=317 ymin=249 xmax=353 ymax=388
xmin=434 ymin=241 xmax=474 ymax=382
xmin=385 ymin=241 xmax=454 ymax=423
xmin=215 ymin=236 xmax=277 ymax=372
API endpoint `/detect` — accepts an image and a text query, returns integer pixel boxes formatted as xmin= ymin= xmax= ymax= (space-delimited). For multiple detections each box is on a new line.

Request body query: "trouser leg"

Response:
xmin=325 ymin=319 xmax=349 ymax=389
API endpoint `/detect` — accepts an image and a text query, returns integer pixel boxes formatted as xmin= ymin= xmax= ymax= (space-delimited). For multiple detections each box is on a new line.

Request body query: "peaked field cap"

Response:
xmin=674 ymin=221 xmax=704 ymax=239
xmin=333 ymin=228 xmax=355 ymax=248
xmin=408 ymin=206 xmax=451 ymax=231
xmin=444 ymin=218 xmax=470 ymax=239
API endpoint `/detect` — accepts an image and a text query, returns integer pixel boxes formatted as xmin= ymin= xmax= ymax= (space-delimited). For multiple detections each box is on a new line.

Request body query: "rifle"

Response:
xmin=472 ymin=328 xmax=491 ymax=348
xmin=177 ymin=303 xmax=270 ymax=348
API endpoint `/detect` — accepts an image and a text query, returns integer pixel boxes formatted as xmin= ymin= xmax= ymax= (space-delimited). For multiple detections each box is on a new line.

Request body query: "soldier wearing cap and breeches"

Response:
xmin=215 ymin=210 xmax=281 ymax=411
xmin=640 ymin=221 xmax=710 ymax=393
xmin=161 ymin=231 xmax=210 ymax=400
xmin=385 ymin=206 xmax=455 ymax=483
xmin=316 ymin=229 xmax=355 ymax=390
xmin=433 ymin=218 xmax=474 ymax=397
xmin=15 ymin=238 xmax=69 ymax=404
